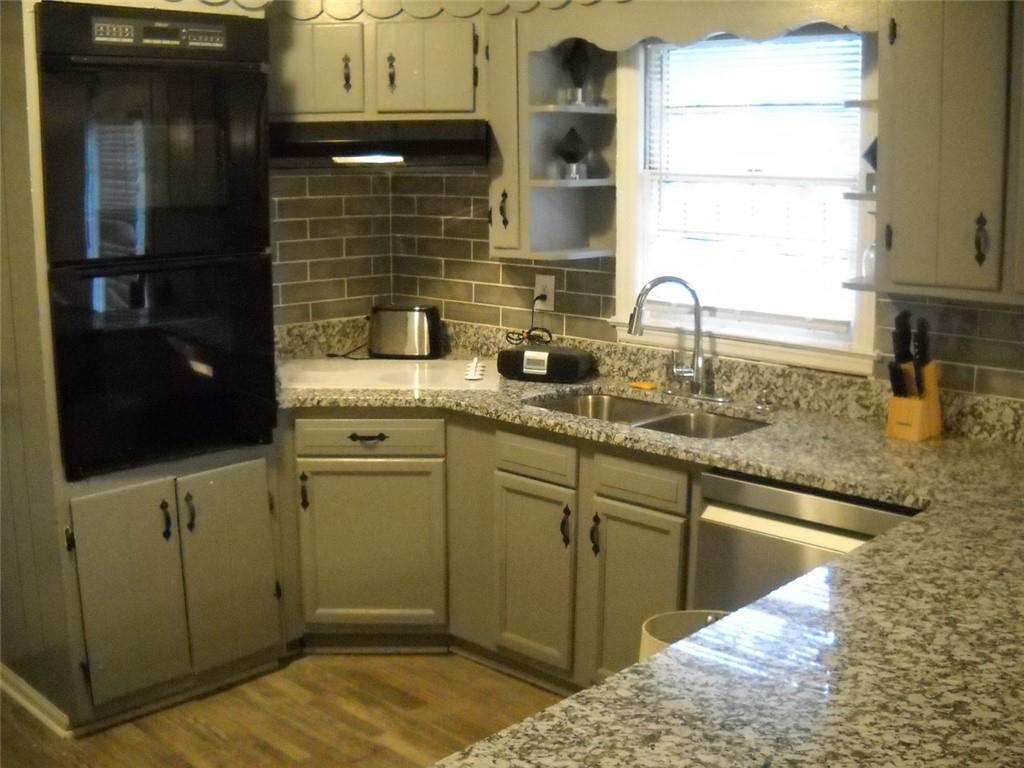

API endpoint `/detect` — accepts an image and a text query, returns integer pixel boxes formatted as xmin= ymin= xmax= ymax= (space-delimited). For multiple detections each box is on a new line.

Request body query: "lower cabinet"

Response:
xmin=294 ymin=418 xmax=447 ymax=628
xmin=574 ymin=453 xmax=689 ymax=685
xmin=575 ymin=497 xmax=685 ymax=684
xmin=296 ymin=458 xmax=446 ymax=625
xmin=493 ymin=469 xmax=577 ymax=671
xmin=69 ymin=458 xmax=279 ymax=707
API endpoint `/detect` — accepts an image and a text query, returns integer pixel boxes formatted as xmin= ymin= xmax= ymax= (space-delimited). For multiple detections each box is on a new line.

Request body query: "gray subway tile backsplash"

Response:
xmin=270 ymin=168 xmax=1022 ymax=404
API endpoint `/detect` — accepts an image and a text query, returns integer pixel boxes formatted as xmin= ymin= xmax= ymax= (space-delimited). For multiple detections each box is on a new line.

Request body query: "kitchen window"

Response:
xmin=615 ymin=29 xmax=877 ymax=374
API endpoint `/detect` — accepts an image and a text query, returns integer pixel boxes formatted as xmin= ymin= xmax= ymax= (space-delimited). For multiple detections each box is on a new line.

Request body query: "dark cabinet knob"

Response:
xmin=589 ymin=514 xmax=600 ymax=556
xmin=387 ymin=53 xmax=397 ymax=92
xmin=343 ymin=53 xmax=352 ymax=93
xmin=299 ymin=472 xmax=309 ymax=510
xmin=560 ymin=505 xmax=571 ymax=548
xmin=184 ymin=491 xmax=196 ymax=532
xmin=499 ymin=189 xmax=509 ymax=229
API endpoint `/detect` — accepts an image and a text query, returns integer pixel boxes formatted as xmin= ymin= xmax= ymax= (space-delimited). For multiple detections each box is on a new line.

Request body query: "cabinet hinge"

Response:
xmin=473 ymin=66 xmax=479 ymax=88
xmin=885 ymin=224 xmax=894 ymax=251
xmin=888 ymin=17 xmax=898 ymax=45
xmin=80 ymin=660 xmax=91 ymax=686
xmin=274 ymin=580 xmax=283 ymax=600
xmin=64 ymin=526 xmax=76 ymax=552
xmin=268 ymin=491 xmax=275 ymax=515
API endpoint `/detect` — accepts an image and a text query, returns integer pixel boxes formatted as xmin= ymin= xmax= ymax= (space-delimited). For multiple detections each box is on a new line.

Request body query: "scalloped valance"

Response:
xmin=265 ymin=0 xmax=626 ymax=21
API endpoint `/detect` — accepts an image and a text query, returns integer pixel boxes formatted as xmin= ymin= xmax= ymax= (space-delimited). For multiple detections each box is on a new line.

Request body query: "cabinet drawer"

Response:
xmin=592 ymin=453 xmax=688 ymax=515
xmin=296 ymin=419 xmax=444 ymax=457
xmin=495 ymin=430 xmax=577 ymax=488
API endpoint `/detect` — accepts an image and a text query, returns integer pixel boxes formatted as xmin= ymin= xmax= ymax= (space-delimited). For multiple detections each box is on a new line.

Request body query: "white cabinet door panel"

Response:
xmin=313 ymin=23 xmax=365 ymax=113
xmin=376 ymin=23 xmax=425 ymax=112
xmin=935 ymin=1 xmax=1007 ymax=289
xmin=423 ymin=22 xmax=476 ymax=112
xmin=269 ymin=21 xmax=315 ymax=114
xmin=71 ymin=479 xmax=191 ymax=706
xmin=176 ymin=459 xmax=279 ymax=675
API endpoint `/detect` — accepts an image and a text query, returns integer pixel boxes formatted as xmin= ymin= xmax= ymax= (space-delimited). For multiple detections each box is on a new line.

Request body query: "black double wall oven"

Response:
xmin=38 ymin=2 xmax=275 ymax=480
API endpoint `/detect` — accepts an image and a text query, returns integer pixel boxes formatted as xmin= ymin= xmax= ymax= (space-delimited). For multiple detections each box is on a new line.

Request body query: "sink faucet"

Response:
xmin=627 ymin=275 xmax=725 ymax=402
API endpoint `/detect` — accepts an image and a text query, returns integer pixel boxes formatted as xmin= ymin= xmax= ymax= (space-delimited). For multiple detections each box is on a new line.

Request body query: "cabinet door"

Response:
xmin=487 ymin=14 xmax=521 ymax=251
xmin=581 ymin=497 xmax=685 ymax=683
xmin=493 ymin=470 xmax=576 ymax=671
xmin=884 ymin=1 xmax=1008 ymax=289
xmin=423 ymin=22 xmax=476 ymax=112
xmin=176 ymin=459 xmax=280 ymax=675
xmin=313 ymin=23 xmax=364 ymax=113
xmin=269 ymin=21 xmax=315 ymax=114
xmin=70 ymin=479 xmax=191 ymax=706
xmin=376 ymin=23 xmax=425 ymax=112
xmin=1014 ymin=7 xmax=1024 ymax=295
xmin=298 ymin=458 xmax=447 ymax=625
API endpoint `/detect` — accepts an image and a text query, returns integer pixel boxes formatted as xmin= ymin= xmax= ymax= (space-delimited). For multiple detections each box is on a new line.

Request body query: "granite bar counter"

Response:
xmin=278 ymin=366 xmax=1024 ymax=767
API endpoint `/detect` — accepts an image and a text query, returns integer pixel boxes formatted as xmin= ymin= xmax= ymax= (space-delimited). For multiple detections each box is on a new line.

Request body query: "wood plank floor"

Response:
xmin=1 ymin=654 xmax=561 ymax=768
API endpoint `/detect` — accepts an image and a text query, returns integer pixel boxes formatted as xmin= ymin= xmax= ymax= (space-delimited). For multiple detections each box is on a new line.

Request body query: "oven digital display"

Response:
xmin=142 ymin=25 xmax=182 ymax=45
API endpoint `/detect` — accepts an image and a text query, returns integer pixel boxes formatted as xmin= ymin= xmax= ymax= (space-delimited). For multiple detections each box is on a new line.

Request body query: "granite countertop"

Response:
xmin=279 ymin=367 xmax=1024 ymax=767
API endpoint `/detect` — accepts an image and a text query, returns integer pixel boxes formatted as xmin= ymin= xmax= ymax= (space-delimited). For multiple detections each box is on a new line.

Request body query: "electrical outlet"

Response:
xmin=534 ymin=274 xmax=555 ymax=312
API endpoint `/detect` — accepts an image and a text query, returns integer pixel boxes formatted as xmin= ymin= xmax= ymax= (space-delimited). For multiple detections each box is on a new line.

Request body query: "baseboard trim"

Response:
xmin=1 ymin=664 xmax=72 ymax=738
xmin=449 ymin=641 xmax=578 ymax=698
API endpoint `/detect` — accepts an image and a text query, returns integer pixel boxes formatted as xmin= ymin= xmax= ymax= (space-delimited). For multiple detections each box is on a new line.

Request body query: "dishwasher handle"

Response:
xmin=702 ymin=504 xmax=866 ymax=554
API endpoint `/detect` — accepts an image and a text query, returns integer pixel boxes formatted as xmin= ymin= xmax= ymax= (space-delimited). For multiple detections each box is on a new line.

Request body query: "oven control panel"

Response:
xmin=93 ymin=17 xmax=226 ymax=49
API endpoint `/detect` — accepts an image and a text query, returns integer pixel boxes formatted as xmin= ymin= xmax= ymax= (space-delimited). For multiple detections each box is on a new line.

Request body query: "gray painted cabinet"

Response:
xmin=269 ymin=21 xmax=365 ymax=115
xmin=70 ymin=479 xmax=192 ymax=706
xmin=294 ymin=418 xmax=447 ymax=628
xmin=175 ymin=460 xmax=280 ymax=674
xmin=68 ymin=459 xmax=279 ymax=706
xmin=296 ymin=457 xmax=447 ymax=626
xmin=376 ymin=21 xmax=477 ymax=113
xmin=493 ymin=470 xmax=577 ymax=671
xmin=879 ymin=1 xmax=1010 ymax=292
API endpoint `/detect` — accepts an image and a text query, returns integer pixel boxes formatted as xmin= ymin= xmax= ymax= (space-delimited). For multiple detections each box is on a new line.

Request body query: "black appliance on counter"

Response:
xmin=38 ymin=2 xmax=275 ymax=480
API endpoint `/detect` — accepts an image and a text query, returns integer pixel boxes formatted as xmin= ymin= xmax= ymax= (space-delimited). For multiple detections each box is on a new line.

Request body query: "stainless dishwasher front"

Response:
xmin=693 ymin=472 xmax=917 ymax=612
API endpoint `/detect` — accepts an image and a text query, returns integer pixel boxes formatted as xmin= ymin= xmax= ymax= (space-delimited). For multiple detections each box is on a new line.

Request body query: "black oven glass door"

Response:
xmin=40 ymin=62 xmax=267 ymax=265
xmin=49 ymin=255 xmax=275 ymax=479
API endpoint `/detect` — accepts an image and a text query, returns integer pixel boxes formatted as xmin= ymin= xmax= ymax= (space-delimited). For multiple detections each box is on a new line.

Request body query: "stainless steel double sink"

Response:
xmin=531 ymin=393 xmax=767 ymax=439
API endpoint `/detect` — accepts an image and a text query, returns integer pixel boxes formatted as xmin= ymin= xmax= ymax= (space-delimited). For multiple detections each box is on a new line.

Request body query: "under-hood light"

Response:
xmin=331 ymin=154 xmax=405 ymax=165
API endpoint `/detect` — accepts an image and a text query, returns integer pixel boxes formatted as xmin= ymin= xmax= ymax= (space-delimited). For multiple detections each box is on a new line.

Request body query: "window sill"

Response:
xmin=610 ymin=319 xmax=877 ymax=376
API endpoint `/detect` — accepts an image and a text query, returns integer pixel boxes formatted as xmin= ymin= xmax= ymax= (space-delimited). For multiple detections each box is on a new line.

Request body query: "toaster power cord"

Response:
xmin=505 ymin=293 xmax=553 ymax=346
xmin=326 ymin=342 xmax=368 ymax=359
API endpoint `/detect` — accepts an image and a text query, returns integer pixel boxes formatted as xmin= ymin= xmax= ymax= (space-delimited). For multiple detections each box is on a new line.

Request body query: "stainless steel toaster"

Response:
xmin=368 ymin=304 xmax=443 ymax=359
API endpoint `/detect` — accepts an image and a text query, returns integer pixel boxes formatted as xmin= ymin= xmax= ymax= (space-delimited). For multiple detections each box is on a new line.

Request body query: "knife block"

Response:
xmin=886 ymin=361 xmax=942 ymax=442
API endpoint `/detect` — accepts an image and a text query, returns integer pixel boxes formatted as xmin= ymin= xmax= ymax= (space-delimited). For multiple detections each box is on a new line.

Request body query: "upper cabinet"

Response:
xmin=1013 ymin=5 xmax=1024 ymax=295
xmin=878 ymin=1 xmax=1011 ymax=294
xmin=269 ymin=16 xmax=479 ymax=119
xmin=270 ymin=22 xmax=365 ymax=114
xmin=376 ymin=21 xmax=477 ymax=113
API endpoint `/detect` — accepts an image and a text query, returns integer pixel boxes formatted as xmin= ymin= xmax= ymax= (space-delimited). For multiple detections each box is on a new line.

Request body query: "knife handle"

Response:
xmin=899 ymin=361 xmax=918 ymax=397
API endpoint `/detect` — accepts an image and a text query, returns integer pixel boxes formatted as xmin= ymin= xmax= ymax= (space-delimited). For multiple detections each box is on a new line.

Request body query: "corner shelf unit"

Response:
xmin=513 ymin=39 xmax=618 ymax=262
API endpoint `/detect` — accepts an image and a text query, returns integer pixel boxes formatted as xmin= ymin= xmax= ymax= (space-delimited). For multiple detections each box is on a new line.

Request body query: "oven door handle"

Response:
xmin=41 ymin=53 xmax=264 ymax=72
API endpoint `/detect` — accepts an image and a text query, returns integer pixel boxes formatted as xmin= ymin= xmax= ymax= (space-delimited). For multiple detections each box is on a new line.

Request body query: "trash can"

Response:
xmin=639 ymin=610 xmax=729 ymax=661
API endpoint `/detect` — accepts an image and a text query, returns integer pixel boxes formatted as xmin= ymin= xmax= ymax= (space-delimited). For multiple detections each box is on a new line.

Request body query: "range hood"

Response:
xmin=269 ymin=120 xmax=490 ymax=168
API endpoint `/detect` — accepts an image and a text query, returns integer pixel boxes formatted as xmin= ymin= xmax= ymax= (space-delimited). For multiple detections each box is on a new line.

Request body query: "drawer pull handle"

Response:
xmin=348 ymin=432 xmax=389 ymax=443
xmin=560 ymin=505 xmax=571 ymax=548
xmin=974 ymin=212 xmax=989 ymax=266
xmin=185 ymin=492 xmax=197 ymax=532
xmin=160 ymin=500 xmax=172 ymax=541
xmin=299 ymin=472 xmax=309 ymax=510
xmin=342 ymin=53 xmax=352 ymax=92
xmin=589 ymin=514 xmax=600 ymax=556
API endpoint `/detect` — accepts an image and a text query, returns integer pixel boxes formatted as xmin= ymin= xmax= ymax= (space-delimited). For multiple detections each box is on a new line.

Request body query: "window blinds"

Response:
xmin=643 ymin=34 xmax=864 ymax=328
